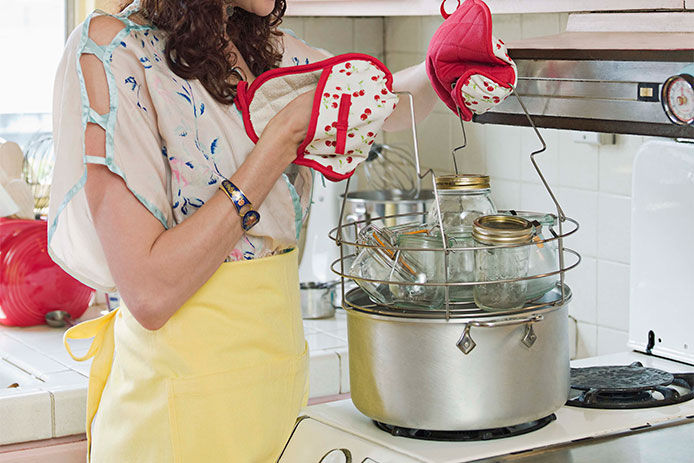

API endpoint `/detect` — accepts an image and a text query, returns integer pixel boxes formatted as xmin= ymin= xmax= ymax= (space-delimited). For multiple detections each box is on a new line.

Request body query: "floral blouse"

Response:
xmin=48 ymin=4 xmax=327 ymax=292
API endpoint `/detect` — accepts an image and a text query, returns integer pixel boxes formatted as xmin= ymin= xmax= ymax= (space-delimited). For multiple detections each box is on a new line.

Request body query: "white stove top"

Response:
xmin=279 ymin=351 xmax=694 ymax=463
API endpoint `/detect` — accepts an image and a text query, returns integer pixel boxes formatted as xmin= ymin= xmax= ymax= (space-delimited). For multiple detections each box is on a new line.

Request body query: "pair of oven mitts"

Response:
xmin=235 ymin=54 xmax=398 ymax=181
xmin=426 ymin=0 xmax=518 ymax=121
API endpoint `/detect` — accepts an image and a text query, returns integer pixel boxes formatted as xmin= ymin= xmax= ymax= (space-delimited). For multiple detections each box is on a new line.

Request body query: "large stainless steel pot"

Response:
xmin=344 ymin=285 xmax=571 ymax=431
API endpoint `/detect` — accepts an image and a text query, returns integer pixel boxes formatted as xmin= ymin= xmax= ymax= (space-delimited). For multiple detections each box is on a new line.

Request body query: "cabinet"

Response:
xmin=286 ymin=0 xmax=688 ymax=16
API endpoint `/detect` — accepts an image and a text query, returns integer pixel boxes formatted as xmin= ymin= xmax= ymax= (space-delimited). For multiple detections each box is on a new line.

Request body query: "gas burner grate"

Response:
xmin=567 ymin=361 xmax=694 ymax=409
xmin=373 ymin=414 xmax=556 ymax=442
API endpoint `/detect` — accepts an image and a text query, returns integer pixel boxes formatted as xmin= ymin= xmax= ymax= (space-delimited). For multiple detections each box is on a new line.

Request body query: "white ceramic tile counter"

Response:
xmin=0 ymin=306 xmax=349 ymax=446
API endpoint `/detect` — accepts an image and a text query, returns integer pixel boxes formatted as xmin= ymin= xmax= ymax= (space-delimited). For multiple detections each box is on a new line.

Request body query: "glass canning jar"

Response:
xmin=499 ymin=212 xmax=560 ymax=300
xmin=350 ymin=225 xmax=440 ymax=309
xmin=396 ymin=233 xmax=445 ymax=308
xmin=426 ymin=174 xmax=497 ymax=234
xmin=472 ymin=215 xmax=534 ymax=311
xmin=429 ymin=229 xmax=476 ymax=303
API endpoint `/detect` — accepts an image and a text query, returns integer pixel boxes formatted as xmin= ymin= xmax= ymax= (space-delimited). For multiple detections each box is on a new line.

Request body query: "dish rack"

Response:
xmin=328 ymin=89 xmax=581 ymax=323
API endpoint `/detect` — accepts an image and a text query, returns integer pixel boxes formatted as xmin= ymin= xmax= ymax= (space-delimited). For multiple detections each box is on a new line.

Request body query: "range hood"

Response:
xmin=474 ymin=13 xmax=694 ymax=138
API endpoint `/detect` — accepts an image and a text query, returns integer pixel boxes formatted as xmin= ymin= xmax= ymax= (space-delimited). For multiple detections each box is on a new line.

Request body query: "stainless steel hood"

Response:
xmin=474 ymin=13 xmax=694 ymax=138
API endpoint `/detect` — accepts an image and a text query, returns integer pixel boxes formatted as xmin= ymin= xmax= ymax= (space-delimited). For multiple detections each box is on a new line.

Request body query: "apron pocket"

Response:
xmin=167 ymin=346 xmax=308 ymax=463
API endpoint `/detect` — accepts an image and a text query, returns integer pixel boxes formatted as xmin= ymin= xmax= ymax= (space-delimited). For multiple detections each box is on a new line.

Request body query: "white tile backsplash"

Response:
xmin=558 ymin=187 xmax=599 ymax=257
xmin=598 ymin=135 xmax=643 ymax=196
xmin=490 ymin=178 xmax=521 ymax=211
xmin=303 ymin=18 xmax=355 ymax=55
xmin=485 ymin=125 xmax=522 ymax=180
xmin=597 ymin=260 xmax=630 ymax=331
xmin=567 ymin=256 xmax=597 ymax=325
xmin=597 ymin=326 xmax=630 ymax=356
xmin=558 ymin=132 xmax=599 ymax=190
xmin=519 ymin=181 xmax=556 ymax=213
xmin=490 ymin=14 xmax=523 ymax=41
xmin=354 ymin=18 xmax=385 ymax=56
xmin=576 ymin=322 xmax=598 ymax=358
xmin=280 ymin=17 xmax=305 ymax=38
xmin=419 ymin=112 xmax=455 ymax=171
xmin=520 ymin=13 xmax=562 ymax=38
xmin=598 ymin=193 xmax=631 ymax=263
xmin=420 ymin=16 xmax=444 ymax=51
xmin=385 ymin=16 xmax=421 ymax=53
xmin=451 ymin=121 xmax=487 ymax=174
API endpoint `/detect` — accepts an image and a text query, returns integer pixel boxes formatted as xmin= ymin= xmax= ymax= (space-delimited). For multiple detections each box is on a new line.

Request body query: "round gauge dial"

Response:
xmin=661 ymin=74 xmax=694 ymax=126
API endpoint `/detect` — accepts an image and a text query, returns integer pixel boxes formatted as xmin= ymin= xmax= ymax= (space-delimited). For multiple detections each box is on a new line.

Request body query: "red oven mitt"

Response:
xmin=426 ymin=0 xmax=517 ymax=120
xmin=235 ymin=54 xmax=398 ymax=182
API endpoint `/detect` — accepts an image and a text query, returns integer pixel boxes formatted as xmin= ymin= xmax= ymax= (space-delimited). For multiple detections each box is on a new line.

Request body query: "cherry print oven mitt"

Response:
xmin=235 ymin=54 xmax=398 ymax=181
xmin=426 ymin=0 xmax=517 ymax=121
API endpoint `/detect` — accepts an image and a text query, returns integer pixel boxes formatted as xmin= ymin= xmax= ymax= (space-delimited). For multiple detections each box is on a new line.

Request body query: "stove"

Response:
xmin=278 ymin=352 xmax=694 ymax=463
xmin=567 ymin=362 xmax=694 ymax=409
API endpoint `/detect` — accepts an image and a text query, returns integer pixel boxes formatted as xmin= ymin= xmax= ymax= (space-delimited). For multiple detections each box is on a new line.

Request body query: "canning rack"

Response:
xmin=329 ymin=88 xmax=581 ymax=324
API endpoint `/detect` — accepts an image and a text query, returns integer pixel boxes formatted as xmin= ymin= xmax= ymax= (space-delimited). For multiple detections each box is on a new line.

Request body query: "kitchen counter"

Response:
xmin=0 ymin=305 xmax=349 ymax=446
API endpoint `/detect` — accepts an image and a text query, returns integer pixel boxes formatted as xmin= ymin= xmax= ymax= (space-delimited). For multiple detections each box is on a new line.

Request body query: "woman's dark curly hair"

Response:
xmin=120 ymin=0 xmax=286 ymax=104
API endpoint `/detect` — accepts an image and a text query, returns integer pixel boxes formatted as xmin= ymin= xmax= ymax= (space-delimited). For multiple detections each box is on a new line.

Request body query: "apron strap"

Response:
xmin=63 ymin=308 xmax=120 ymax=361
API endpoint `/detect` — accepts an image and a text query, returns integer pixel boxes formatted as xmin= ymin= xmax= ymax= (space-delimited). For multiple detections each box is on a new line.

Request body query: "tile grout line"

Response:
xmin=48 ymin=391 xmax=57 ymax=438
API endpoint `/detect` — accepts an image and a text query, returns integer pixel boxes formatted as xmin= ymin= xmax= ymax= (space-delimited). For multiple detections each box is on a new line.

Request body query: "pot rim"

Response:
xmin=341 ymin=284 xmax=572 ymax=324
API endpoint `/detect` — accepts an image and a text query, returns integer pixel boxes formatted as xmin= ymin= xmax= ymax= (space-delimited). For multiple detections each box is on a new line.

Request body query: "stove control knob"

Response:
xmin=319 ymin=448 xmax=352 ymax=463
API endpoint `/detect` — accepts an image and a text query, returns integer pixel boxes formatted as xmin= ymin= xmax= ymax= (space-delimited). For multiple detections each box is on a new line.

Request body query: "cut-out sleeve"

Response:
xmin=48 ymin=13 xmax=172 ymax=292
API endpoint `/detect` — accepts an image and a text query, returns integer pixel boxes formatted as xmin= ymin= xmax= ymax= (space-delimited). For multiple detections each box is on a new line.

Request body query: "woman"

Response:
xmin=49 ymin=0 xmax=437 ymax=460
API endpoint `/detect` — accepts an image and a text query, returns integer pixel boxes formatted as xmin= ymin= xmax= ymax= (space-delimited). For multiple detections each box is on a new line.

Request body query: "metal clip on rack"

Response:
xmin=330 ymin=89 xmax=580 ymax=336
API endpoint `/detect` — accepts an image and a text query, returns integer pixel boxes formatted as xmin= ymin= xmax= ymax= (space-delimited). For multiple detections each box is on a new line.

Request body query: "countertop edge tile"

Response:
xmin=0 ymin=390 xmax=53 ymax=445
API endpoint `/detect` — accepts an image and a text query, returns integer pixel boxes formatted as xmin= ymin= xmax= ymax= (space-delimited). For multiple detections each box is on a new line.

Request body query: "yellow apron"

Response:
xmin=64 ymin=250 xmax=309 ymax=462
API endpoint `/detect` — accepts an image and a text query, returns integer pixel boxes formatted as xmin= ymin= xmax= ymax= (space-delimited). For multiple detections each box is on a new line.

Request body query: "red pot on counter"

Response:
xmin=0 ymin=218 xmax=94 ymax=327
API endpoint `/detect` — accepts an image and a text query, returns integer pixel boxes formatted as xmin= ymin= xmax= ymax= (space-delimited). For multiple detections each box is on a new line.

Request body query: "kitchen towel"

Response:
xmin=426 ymin=0 xmax=517 ymax=120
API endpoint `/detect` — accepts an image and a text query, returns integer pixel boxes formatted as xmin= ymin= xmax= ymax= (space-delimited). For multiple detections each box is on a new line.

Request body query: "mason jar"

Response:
xmin=350 ymin=225 xmax=438 ymax=309
xmin=426 ymin=174 xmax=497 ymax=234
xmin=473 ymin=215 xmax=534 ymax=311
xmin=396 ymin=233 xmax=445 ymax=308
xmin=428 ymin=229 xmax=476 ymax=303
xmin=526 ymin=213 xmax=560 ymax=300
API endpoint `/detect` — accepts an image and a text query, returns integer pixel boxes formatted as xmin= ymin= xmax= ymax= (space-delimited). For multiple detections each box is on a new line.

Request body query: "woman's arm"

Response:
xmin=83 ymin=16 xmax=312 ymax=330
xmin=383 ymin=62 xmax=438 ymax=132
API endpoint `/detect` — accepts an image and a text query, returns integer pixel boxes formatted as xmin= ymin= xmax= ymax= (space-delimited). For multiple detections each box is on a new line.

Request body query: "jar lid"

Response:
xmin=472 ymin=215 xmax=534 ymax=245
xmin=435 ymin=174 xmax=490 ymax=190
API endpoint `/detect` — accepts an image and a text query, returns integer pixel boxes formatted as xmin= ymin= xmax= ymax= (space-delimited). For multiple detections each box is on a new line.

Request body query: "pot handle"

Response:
xmin=456 ymin=314 xmax=544 ymax=355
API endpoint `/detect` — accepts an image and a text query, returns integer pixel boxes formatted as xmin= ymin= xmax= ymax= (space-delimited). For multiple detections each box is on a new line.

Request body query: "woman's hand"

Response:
xmin=259 ymin=89 xmax=315 ymax=164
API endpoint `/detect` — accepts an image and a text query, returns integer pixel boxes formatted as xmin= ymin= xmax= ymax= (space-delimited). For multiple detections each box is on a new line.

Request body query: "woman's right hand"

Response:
xmin=259 ymin=89 xmax=315 ymax=164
